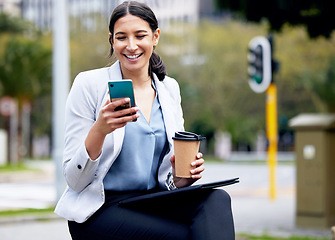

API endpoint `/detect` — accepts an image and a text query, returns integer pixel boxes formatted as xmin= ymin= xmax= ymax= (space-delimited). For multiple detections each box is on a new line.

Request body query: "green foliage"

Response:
xmin=159 ymin=21 xmax=268 ymax=147
xmin=0 ymin=37 xmax=52 ymax=100
xmin=275 ymin=24 xmax=335 ymax=114
xmin=0 ymin=163 xmax=32 ymax=172
xmin=0 ymin=13 xmax=53 ymax=139
xmin=0 ymin=36 xmax=52 ymax=137
xmin=0 ymin=207 xmax=55 ymax=217
xmin=0 ymin=12 xmax=40 ymax=39
xmin=237 ymin=234 xmax=329 ymax=240
xmin=69 ymin=16 xmax=111 ymax=81
xmin=301 ymin=56 xmax=335 ymax=112
xmin=157 ymin=20 xmax=335 ymax=150
xmin=0 ymin=13 xmax=29 ymax=33
xmin=215 ymin=0 xmax=335 ymax=38
xmin=0 ymin=13 xmax=329 ymax=153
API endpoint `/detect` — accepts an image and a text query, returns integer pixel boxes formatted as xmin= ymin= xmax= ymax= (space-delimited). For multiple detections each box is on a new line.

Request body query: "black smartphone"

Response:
xmin=108 ymin=80 xmax=136 ymax=120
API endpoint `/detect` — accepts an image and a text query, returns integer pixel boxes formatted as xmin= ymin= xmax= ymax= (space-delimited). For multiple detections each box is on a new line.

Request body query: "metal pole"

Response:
xmin=9 ymin=100 xmax=18 ymax=165
xmin=266 ymin=83 xmax=278 ymax=201
xmin=52 ymin=0 xmax=69 ymax=201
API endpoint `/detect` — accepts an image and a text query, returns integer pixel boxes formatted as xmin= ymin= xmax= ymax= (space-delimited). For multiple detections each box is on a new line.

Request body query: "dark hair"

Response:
xmin=109 ymin=1 xmax=166 ymax=81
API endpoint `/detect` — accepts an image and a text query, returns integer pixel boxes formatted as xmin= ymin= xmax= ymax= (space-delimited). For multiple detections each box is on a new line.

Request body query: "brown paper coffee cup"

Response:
xmin=173 ymin=132 xmax=206 ymax=178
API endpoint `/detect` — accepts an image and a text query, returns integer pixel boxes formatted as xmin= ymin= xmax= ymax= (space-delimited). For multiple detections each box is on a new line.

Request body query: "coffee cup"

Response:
xmin=172 ymin=131 xmax=206 ymax=178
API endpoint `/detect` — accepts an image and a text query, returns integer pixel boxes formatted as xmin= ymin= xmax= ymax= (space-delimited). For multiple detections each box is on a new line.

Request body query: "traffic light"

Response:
xmin=248 ymin=36 xmax=272 ymax=93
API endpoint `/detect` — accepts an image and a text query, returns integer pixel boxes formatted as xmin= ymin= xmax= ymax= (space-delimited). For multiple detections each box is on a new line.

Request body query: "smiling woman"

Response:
xmin=109 ymin=13 xmax=160 ymax=123
xmin=54 ymin=1 xmax=235 ymax=240
xmin=111 ymin=14 xmax=160 ymax=79
xmin=108 ymin=1 xmax=165 ymax=82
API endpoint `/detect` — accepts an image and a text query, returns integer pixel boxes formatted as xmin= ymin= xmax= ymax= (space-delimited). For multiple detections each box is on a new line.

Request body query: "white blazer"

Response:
xmin=54 ymin=61 xmax=184 ymax=223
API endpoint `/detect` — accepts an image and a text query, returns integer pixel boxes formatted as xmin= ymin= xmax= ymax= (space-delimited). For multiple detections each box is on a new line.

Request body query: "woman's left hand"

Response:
xmin=170 ymin=153 xmax=205 ymax=188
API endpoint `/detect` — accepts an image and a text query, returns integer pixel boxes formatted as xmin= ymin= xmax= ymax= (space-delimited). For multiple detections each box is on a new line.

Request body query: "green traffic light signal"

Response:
xmin=253 ymin=75 xmax=262 ymax=84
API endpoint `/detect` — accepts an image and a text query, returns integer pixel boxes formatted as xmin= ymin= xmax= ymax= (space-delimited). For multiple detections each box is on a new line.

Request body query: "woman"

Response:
xmin=55 ymin=1 xmax=235 ymax=239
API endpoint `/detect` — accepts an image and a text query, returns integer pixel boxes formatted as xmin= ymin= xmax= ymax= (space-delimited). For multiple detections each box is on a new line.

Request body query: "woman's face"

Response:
xmin=111 ymin=14 xmax=160 ymax=76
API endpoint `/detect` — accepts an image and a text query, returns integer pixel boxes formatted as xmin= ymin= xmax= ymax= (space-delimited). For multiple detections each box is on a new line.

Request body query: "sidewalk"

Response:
xmin=0 ymin=160 xmax=56 ymax=211
xmin=0 ymin=160 xmax=332 ymax=239
xmin=202 ymin=162 xmax=331 ymax=239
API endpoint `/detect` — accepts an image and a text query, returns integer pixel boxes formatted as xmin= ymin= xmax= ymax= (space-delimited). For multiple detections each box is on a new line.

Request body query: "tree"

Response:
xmin=0 ymin=13 xmax=31 ymax=33
xmin=158 ymin=19 xmax=335 ymax=152
xmin=215 ymin=0 xmax=335 ymax=38
xmin=0 ymin=37 xmax=52 ymax=162
xmin=301 ymin=56 xmax=335 ymax=112
xmin=0 ymin=13 xmax=52 ymax=162
xmin=0 ymin=38 xmax=51 ymax=101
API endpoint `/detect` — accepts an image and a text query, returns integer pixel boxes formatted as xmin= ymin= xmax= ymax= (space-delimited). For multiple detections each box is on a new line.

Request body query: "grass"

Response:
xmin=237 ymin=234 xmax=330 ymax=240
xmin=0 ymin=158 xmax=51 ymax=172
xmin=0 ymin=163 xmax=33 ymax=172
xmin=0 ymin=207 xmax=55 ymax=218
xmin=0 ymin=208 xmax=329 ymax=240
xmin=204 ymin=156 xmax=295 ymax=165
xmin=0 ymin=158 xmax=319 ymax=240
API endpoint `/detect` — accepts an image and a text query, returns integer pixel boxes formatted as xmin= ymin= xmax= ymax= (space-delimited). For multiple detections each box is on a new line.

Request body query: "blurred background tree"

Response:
xmin=214 ymin=0 xmax=335 ymax=38
xmin=1 ymin=1 xmax=335 ymax=160
xmin=0 ymin=13 xmax=32 ymax=33
xmin=67 ymin=14 xmax=335 ymax=153
xmin=208 ymin=0 xmax=335 ymax=152
xmin=0 ymin=38 xmax=51 ymax=104
xmin=0 ymin=15 xmax=52 ymax=161
xmin=158 ymin=20 xmax=335 ymax=152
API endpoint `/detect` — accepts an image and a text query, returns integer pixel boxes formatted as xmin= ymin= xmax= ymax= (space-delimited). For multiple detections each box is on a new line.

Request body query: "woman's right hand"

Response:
xmin=85 ymin=98 xmax=139 ymax=160
xmin=95 ymin=98 xmax=140 ymax=135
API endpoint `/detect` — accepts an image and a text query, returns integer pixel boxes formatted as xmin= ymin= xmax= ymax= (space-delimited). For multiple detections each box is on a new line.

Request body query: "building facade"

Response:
xmin=0 ymin=0 xmax=204 ymax=31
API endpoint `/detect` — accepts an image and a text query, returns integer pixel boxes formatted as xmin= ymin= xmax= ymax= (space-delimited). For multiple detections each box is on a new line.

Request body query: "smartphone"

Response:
xmin=108 ymin=80 xmax=137 ymax=120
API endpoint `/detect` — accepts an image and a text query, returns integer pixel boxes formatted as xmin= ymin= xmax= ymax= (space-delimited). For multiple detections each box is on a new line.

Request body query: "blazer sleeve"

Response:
xmin=62 ymin=72 xmax=101 ymax=192
xmin=156 ymin=75 xmax=185 ymax=189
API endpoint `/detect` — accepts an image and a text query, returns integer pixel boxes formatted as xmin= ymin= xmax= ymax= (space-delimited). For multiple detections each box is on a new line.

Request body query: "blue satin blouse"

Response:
xmin=103 ymin=87 xmax=168 ymax=191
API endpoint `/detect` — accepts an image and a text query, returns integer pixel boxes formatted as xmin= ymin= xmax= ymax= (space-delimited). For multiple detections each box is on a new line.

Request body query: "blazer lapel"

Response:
xmin=107 ymin=61 xmax=123 ymax=81
xmin=106 ymin=61 xmax=125 ymax=160
xmin=154 ymin=76 xmax=177 ymax=148
xmin=101 ymin=61 xmax=123 ymax=104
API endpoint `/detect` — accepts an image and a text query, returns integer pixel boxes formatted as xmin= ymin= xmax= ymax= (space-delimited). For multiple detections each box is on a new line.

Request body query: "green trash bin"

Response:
xmin=289 ymin=113 xmax=335 ymax=228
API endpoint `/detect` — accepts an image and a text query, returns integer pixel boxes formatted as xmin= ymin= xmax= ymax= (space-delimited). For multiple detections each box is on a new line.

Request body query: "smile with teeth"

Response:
xmin=125 ymin=53 xmax=143 ymax=59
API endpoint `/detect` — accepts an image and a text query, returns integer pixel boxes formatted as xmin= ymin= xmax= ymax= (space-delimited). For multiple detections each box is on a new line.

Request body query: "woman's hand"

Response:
xmin=95 ymin=98 xmax=139 ymax=135
xmin=85 ymin=98 xmax=139 ymax=160
xmin=169 ymin=153 xmax=205 ymax=188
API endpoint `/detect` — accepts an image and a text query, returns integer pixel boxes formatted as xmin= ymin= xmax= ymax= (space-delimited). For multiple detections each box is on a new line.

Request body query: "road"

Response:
xmin=0 ymin=161 xmax=331 ymax=239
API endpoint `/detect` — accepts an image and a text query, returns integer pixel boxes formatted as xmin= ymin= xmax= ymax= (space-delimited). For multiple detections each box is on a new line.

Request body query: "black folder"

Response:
xmin=119 ymin=177 xmax=239 ymax=207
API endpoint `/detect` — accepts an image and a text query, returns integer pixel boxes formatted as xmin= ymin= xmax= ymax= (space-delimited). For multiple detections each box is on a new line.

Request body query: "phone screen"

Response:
xmin=108 ymin=80 xmax=136 ymax=120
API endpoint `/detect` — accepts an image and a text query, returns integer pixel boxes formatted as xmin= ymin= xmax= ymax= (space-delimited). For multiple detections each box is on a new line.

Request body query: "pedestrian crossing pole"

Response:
xmin=248 ymin=35 xmax=278 ymax=200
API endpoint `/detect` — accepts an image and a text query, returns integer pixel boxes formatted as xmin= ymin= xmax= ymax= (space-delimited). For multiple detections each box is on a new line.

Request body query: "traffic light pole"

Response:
xmin=266 ymin=82 xmax=278 ymax=201
xmin=248 ymin=35 xmax=278 ymax=201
